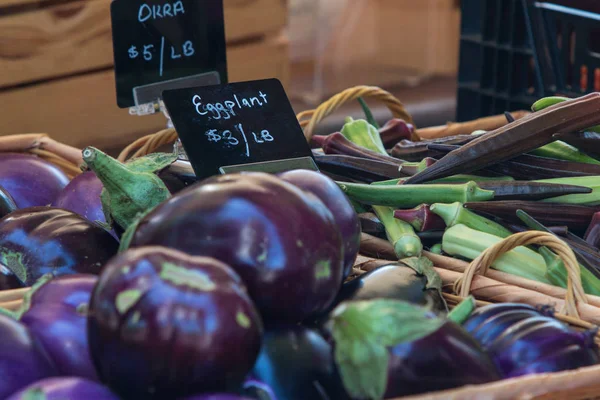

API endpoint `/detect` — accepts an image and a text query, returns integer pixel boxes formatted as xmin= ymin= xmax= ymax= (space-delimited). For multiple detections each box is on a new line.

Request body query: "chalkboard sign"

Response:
xmin=162 ymin=79 xmax=314 ymax=179
xmin=111 ymin=0 xmax=227 ymax=108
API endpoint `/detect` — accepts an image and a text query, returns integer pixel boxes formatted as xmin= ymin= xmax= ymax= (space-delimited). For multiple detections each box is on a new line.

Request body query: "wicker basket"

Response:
xmin=1 ymin=87 xmax=597 ymax=399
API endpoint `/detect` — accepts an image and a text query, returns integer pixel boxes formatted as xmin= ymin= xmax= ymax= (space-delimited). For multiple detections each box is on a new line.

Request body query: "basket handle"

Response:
xmin=454 ymin=231 xmax=587 ymax=318
xmin=296 ymin=85 xmax=415 ymax=142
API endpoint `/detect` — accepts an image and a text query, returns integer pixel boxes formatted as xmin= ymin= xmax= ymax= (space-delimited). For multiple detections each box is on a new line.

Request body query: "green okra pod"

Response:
xmin=430 ymin=202 xmax=513 ymax=238
xmin=442 ymin=224 xmax=551 ymax=284
xmin=540 ymin=247 xmax=600 ymax=296
xmin=341 ymin=117 xmax=387 ymax=155
xmin=372 ymin=205 xmax=422 ymax=258
xmin=337 ymin=181 xmax=495 ymax=208
xmin=536 ymin=176 xmax=600 ymax=205
xmin=530 ymin=140 xmax=600 ymax=165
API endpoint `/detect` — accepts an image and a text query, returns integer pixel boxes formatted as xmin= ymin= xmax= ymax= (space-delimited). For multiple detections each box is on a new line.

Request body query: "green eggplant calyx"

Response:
xmin=21 ymin=388 xmax=47 ymax=400
xmin=0 ymin=250 xmax=26 ymax=287
xmin=329 ymin=299 xmax=444 ymax=400
xmin=15 ymin=273 xmax=54 ymax=319
xmin=400 ymin=256 xmax=443 ymax=293
xmin=83 ymin=147 xmax=172 ymax=231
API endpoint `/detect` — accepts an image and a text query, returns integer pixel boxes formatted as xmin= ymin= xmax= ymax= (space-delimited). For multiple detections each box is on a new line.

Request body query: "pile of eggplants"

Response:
xmin=3 ymin=93 xmax=600 ymax=400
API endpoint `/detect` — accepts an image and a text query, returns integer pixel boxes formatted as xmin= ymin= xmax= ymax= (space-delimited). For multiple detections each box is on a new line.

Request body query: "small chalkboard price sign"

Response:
xmin=110 ymin=0 xmax=227 ymax=108
xmin=162 ymin=79 xmax=315 ymax=179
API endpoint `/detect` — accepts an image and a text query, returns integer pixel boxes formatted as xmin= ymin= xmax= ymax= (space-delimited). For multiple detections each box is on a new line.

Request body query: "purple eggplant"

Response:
xmin=333 ymin=263 xmax=446 ymax=314
xmin=6 ymin=377 xmax=118 ymax=400
xmin=19 ymin=274 xmax=98 ymax=380
xmin=0 ymin=185 xmax=17 ymax=219
xmin=128 ymin=172 xmax=344 ymax=324
xmin=0 ymin=313 xmax=57 ymax=398
xmin=158 ymin=159 xmax=199 ymax=193
xmin=87 ymin=246 xmax=263 ymax=399
xmin=383 ymin=320 xmax=500 ymax=397
xmin=251 ymin=327 xmax=349 ymax=400
xmin=0 ymin=153 xmax=69 ymax=209
xmin=51 ymin=171 xmax=106 ymax=226
xmin=278 ymin=169 xmax=360 ymax=279
xmin=242 ymin=379 xmax=277 ymax=400
xmin=0 ymin=207 xmax=119 ymax=286
xmin=329 ymin=300 xmax=500 ymax=399
xmin=464 ymin=303 xmax=599 ymax=378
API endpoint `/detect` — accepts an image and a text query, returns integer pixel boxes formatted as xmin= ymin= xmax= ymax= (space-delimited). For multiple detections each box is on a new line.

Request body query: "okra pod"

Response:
xmin=476 ymin=181 xmax=592 ymax=200
xmin=464 ymin=201 xmax=600 ymax=231
xmin=393 ymin=204 xmax=446 ymax=232
xmin=536 ymin=176 xmax=600 ymax=205
xmin=532 ymin=95 xmax=600 ymax=133
xmin=585 ymin=212 xmax=600 ymax=249
xmin=405 ymin=93 xmax=600 ymax=184
xmin=314 ymin=154 xmax=405 ymax=183
xmin=390 ymin=135 xmax=476 ymax=161
xmin=442 ymin=224 xmax=551 ymax=284
xmin=529 ymin=140 xmax=600 ymax=165
xmin=372 ymin=205 xmax=423 ymax=258
xmin=379 ymin=118 xmax=414 ymax=148
xmin=541 ymin=247 xmax=600 ymax=296
xmin=317 ymin=132 xmax=404 ymax=165
xmin=341 ymin=117 xmax=387 ymax=155
xmin=337 ymin=181 xmax=495 ymax=208
xmin=429 ymin=243 xmax=443 ymax=254
xmin=430 ymin=202 xmax=513 ymax=238
xmin=358 ymin=212 xmax=385 ymax=237
xmin=554 ymin=132 xmax=600 ymax=159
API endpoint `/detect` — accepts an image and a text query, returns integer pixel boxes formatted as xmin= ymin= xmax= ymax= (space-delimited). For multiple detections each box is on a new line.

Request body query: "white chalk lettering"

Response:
xmin=138 ymin=1 xmax=185 ymax=22
xmin=191 ymin=92 xmax=269 ymax=120
xmin=171 ymin=46 xmax=181 ymax=59
xmin=182 ymin=41 xmax=195 ymax=56
xmin=143 ymin=44 xmax=154 ymax=60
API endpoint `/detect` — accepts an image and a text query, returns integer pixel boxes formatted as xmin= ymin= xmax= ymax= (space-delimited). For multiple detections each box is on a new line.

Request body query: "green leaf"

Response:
xmin=358 ymin=97 xmax=380 ymax=129
xmin=330 ymin=299 xmax=444 ymax=400
xmin=401 ymin=256 xmax=443 ymax=292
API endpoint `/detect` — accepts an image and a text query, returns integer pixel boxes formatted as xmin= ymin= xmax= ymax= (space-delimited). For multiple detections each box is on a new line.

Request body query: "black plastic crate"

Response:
xmin=456 ymin=0 xmax=600 ymax=121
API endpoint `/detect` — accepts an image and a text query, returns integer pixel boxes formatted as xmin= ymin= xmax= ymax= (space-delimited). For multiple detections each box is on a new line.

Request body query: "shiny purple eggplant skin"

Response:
xmin=129 ymin=172 xmax=344 ymax=324
xmin=0 ymin=207 xmax=119 ymax=286
xmin=88 ymin=246 xmax=263 ymax=400
xmin=0 ymin=313 xmax=57 ymax=398
xmin=20 ymin=274 xmax=98 ymax=380
xmin=158 ymin=159 xmax=199 ymax=193
xmin=278 ymin=169 xmax=359 ymax=279
xmin=6 ymin=377 xmax=118 ymax=400
xmin=0 ymin=185 xmax=17 ymax=219
xmin=384 ymin=321 xmax=500 ymax=397
xmin=251 ymin=327 xmax=349 ymax=400
xmin=0 ymin=153 xmax=69 ymax=208
xmin=51 ymin=171 xmax=106 ymax=226
xmin=489 ymin=316 xmax=599 ymax=378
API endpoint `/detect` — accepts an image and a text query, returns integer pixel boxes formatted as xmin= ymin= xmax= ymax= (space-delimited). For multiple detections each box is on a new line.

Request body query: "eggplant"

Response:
xmin=87 ymin=246 xmax=263 ymax=400
xmin=0 ymin=313 xmax=57 ymax=398
xmin=6 ymin=377 xmax=118 ymax=400
xmin=0 ymin=153 xmax=69 ymax=209
xmin=332 ymin=263 xmax=446 ymax=314
xmin=0 ymin=185 xmax=17 ymax=219
xmin=0 ymin=262 xmax=23 ymax=290
xmin=128 ymin=172 xmax=345 ymax=324
xmin=18 ymin=274 xmax=98 ymax=380
xmin=384 ymin=320 xmax=500 ymax=397
xmin=157 ymin=159 xmax=199 ymax=193
xmin=464 ymin=304 xmax=599 ymax=378
xmin=329 ymin=300 xmax=500 ymax=399
xmin=51 ymin=171 xmax=106 ymax=226
xmin=251 ymin=327 xmax=348 ymax=400
xmin=278 ymin=169 xmax=360 ymax=279
xmin=242 ymin=378 xmax=277 ymax=400
xmin=0 ymin=207 xmax=119 ymax=286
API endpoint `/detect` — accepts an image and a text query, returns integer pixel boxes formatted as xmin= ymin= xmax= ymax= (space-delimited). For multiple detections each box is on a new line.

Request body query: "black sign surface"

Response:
xmin=162 ymin=79 xmax=314 ymax=179
xmin=111 ymin=0 xmax=227 ymax=108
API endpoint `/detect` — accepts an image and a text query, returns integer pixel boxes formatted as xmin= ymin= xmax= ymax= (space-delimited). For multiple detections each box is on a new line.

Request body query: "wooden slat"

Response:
xmin=0 ymin=0 xmax=286 ymax=88
xmin=0 ymin=36 xmax=290 ymax=150
xmin=0 ymin=0 xmax=113 ymax=88
xmin=224 ymin=0 xmax=287 ymax=42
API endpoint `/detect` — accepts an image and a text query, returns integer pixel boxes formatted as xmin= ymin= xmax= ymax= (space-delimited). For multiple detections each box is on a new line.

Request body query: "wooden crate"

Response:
xmin=0 ymin=0 xmax=290 ymax=149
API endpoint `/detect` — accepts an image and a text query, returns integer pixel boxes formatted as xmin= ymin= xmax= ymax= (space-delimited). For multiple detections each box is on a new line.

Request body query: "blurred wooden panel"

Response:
xmin=0 ymin=35 xmax=289 ymax=149
xmin=0 ymin=0 xmax=287 ymax=88
xmin=224 ymin=0 xmax=287 ymax=42
xmin=0 ymin=0 xmax=113 ymax=88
